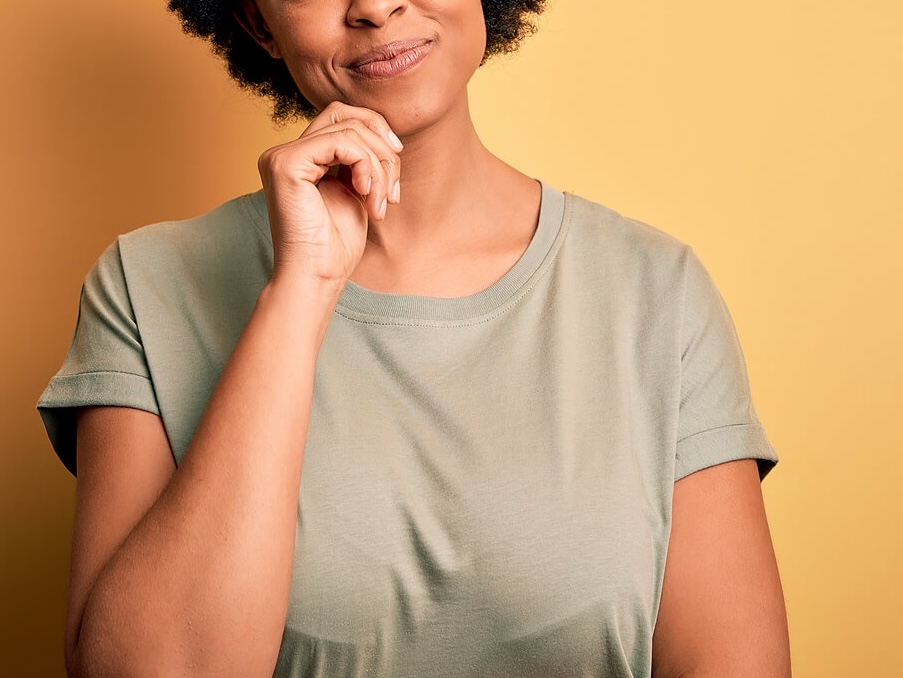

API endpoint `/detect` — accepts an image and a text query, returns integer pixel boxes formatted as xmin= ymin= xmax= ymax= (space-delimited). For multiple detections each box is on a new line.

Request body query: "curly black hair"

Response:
xmin=167 ymin=0 xmax=546 ymax=122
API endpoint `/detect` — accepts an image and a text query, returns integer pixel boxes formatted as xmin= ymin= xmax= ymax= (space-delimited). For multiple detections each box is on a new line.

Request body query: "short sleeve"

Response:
xmin=37 ymin=240 xmax=160 ymax=475
xmin=674 ymin=250 xmax=777 ymax=480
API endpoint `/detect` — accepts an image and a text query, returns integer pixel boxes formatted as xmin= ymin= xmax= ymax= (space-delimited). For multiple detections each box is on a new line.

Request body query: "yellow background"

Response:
xmin=2 ymin=0 xmax=901 ymax=675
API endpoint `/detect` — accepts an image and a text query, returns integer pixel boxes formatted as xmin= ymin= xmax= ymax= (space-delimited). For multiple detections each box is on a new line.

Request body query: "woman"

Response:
xmin=39 ymin=0 xmax=791 ymax=675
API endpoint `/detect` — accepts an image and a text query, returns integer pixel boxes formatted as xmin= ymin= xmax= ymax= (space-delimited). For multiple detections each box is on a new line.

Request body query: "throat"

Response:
xmin=351 ymin=242 xmax=533 ymax=298
xmin=351 ymin=152 xmax=543 ymax=297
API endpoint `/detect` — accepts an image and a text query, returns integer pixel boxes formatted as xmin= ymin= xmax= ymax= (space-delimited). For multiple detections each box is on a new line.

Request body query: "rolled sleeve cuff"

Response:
xmin=675 ymin=422 xmax=778 ymax=482
xmin=37 ymin=371 xmax=160 ymax=476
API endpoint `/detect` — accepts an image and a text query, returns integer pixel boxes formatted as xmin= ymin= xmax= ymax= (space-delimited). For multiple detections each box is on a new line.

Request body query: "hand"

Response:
xmin=257 ymin=101 xmax=403 ymax=289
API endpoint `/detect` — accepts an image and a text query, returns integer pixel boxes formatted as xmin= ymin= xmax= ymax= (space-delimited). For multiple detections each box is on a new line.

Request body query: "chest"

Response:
xmin=276 ymin=316 xmax=677 ymax=676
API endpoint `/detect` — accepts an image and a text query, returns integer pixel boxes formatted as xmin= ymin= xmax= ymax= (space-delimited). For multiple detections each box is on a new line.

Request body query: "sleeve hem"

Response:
xmin=37 ymin=371 xmax=160 ymax=476
xmin=675 ymin=422 xmax=778 ymax=482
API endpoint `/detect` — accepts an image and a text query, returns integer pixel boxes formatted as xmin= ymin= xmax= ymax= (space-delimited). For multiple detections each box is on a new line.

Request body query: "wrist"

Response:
xmin=267 ymin=267 xmax=347 ymax=305
xmin=257 ymin=272 xmax=344 ymax=341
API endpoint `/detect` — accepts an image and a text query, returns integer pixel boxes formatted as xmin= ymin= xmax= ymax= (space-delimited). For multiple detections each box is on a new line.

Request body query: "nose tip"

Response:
xmin=346 ymin=0 xmax=407 ymax=28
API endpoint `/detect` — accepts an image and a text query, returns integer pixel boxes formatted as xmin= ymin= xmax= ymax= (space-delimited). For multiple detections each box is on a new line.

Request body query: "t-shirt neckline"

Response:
xmin=249 ymin=181 xmax=566 ymax=324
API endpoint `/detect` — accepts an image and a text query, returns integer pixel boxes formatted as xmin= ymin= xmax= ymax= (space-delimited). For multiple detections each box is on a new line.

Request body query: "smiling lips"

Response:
xmin=347 ymin=39 xmax=433 ymax=79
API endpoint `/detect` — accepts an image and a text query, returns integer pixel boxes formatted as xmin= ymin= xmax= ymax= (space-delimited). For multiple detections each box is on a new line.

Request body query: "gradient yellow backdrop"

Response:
xmin=2 ymin=1 xmax=901 ymax=676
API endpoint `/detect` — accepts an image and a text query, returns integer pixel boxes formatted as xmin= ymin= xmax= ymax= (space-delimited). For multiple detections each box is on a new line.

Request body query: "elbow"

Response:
xmin=64 ymin=637 xmax=122 ymax=678
xmin=64 ymin=629 xmax=172 ymax=678
xmin=64 ymin=623 xmax=87 ymax=678
xmin=64 ymin=620 xmax=280 ymax=678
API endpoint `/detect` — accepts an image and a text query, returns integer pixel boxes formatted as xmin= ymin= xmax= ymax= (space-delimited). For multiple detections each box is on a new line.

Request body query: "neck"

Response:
xmin=351 ymin=91 xmax=541 ymax=296
xmin=369 ymin=91 xmax=506 ymax=246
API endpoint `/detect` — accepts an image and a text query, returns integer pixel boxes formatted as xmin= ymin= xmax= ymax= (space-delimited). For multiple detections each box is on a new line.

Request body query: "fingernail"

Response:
xmin=386 ymin=131 xmax=404 ymax=151
xmin=392 ymin=181 xmax=401 ymax=203
xmin=380 ymin=197 xmax=388 ymax=219
xmin=365 ymin=175 xmax=372 ymax=195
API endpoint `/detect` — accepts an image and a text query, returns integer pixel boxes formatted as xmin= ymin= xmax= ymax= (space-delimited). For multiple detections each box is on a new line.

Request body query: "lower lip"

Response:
xmin=350 ymin=42 xmax=433 ymax=80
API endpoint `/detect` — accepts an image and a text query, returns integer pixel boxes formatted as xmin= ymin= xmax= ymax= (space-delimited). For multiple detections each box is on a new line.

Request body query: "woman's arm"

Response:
xmin=652 ymin=459 xmax=791 ymax=678
xmin=65 ymin=103 xmax=403 ymax=678
xmin=67 ymin=282 xmax=335 ymax=678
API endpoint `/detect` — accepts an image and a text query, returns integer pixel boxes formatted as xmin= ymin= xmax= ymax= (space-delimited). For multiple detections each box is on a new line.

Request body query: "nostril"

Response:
xmin=346 ymin=0 xmax=406 ymax=28
xmin=346 ymin=14 xmax=382 ymax=28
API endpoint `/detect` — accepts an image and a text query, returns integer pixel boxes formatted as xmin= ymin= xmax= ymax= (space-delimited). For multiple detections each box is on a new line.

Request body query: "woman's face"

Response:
xmin=242 ymin=0 xmax=487 ymax=133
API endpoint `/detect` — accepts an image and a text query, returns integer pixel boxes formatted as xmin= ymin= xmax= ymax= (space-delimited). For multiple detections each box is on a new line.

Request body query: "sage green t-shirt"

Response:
xmin=39 ymin=182 xmax=776 ymax=677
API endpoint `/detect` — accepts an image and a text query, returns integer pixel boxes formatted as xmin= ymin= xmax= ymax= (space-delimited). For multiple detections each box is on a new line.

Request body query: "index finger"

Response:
xmin=303 ymin=101 xmax=404 ymax=152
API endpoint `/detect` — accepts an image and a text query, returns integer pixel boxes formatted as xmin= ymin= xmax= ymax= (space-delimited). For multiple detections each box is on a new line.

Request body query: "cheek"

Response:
xmin=289 ymin=61 xmax=333 ymax=110
xmin=266 ymin=13 xmax=343 ymax=109
xmin=279 ymin=42 xmax=340 ymax=111
xmin=419 ymin=0 xmax=487 ymax=57
xmin=455 ymin=0 xmax=488 ymax=66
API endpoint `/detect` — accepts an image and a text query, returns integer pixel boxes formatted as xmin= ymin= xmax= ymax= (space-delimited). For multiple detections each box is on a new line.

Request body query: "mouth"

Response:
xmin=346 ymin=39 xmax=433 ymax=80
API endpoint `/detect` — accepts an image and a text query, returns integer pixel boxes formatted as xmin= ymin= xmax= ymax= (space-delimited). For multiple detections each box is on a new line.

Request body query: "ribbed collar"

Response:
xmin=246 ymin=181 xmax=567 ymax=326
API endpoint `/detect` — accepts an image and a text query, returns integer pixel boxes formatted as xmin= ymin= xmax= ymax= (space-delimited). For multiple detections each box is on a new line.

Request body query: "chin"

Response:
xmin=315 ymin=84 xmax=466 ymax=139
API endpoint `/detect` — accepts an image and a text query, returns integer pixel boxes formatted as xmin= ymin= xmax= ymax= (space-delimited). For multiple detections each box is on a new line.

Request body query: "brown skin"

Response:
xmin=236 ymin=0 xmax=542 ymax=296
xmin=653 ymin=460 xmax=791 ymax=677
xmin=64 ymin=1 xmax=790 ymax=676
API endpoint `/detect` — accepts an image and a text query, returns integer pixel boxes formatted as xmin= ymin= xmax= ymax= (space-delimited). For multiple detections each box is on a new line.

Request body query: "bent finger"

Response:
xmin=304 ymin=101 xmax=403 ymax=154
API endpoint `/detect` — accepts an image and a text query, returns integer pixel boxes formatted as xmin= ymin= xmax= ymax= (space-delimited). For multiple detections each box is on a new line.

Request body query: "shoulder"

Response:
xmin=550 ymin=190 xmax=732 ymax=349
xmin=557 ymin=191 xmax=696 ymax=295
xmin=116 ymin=191 xmax=270 ymax=268
xmin=563 ymin=192 xmax=689 ymax=261
xmin=84 ymin=191 xmax=272 ymax=327
xmin=109 ymin=191 xmax=272 ymax=305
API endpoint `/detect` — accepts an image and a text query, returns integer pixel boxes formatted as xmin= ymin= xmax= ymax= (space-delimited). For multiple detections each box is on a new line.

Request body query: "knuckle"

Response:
xmin=258 ymin=147 xmax=310 ymax=187
xmin=323 ymin=100 xmax=347 ymax=116
xmin=337 ymin=127 xmax=361 ymax=143
xmin=265 ymin=149 xmax=291 ymax=172
xmin=361 ymin=107 xmax=389 ymax=126
xmin=257 ymin=147 xmax=280 ymax=173
xmin=329 ymin=100 xmax=388 ymax=129
xmin=345 ymin=118 xmax=369 ymax=136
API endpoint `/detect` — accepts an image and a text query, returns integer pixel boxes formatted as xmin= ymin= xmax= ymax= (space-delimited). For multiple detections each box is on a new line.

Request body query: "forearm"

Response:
xmin=69 ymin=100 xmax=399 ymax=678
xmin=71 ymin=278 xmax=340 ymax=678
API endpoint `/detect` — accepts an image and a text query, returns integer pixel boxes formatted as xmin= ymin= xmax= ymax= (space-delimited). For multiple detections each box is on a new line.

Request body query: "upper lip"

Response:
xmin=346 ymin=39 xmax=432 ymax=68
